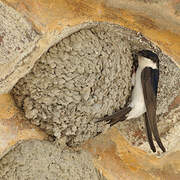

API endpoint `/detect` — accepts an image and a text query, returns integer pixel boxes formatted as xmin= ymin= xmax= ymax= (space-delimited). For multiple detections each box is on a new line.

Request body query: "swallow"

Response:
xmin=97 ymin=50 xmax=166 ymax=153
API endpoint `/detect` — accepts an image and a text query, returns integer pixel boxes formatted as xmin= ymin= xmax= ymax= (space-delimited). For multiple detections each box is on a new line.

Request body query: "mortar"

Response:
xmin=11 ymin=23 xmax=180 ymax=152
xmin=0 ymin=0 xmax=180 ymax=179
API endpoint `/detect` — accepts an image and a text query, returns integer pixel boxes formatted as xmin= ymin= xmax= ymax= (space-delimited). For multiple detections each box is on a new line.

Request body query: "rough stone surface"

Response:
xmin=136 ymin=0 xmax=167 ymax=3
xmin=12 ymin=23 xmax=180 ymax=150
xmin=0 ymin=1 xmax=39 ymax=70
xmin=174 ymin=2 xmax=180 ymax=16
xmin=0 ymin=1 xmax=40 ymax=94
xmin=0 ymin=140 xmax=104 ymax=180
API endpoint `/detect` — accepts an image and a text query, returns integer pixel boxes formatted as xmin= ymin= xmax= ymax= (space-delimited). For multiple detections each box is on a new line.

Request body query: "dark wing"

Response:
xmin=96 ymin=106 xmax=131 ymax=126
xmin=141 ymin=67 xmax=166 ymax=152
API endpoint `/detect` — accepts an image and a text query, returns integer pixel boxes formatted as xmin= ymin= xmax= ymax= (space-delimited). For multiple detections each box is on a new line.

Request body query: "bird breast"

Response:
xmin=127 ymin=67 xmax=146 ymax=119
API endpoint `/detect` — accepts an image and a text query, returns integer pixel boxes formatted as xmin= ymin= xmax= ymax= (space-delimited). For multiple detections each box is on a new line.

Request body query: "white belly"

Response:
xmin=127 ymin=67 xmax=146 ymax=119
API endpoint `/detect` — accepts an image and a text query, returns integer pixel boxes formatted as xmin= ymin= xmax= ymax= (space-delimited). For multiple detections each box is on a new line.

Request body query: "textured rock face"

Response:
xmin=0 ymin=140 xmax=104 ymax=180
xmin=12 ymin=23 xmax=180 ymax=149
xmin=0 ymin=1 xmax=180 ymax=179
xmin=0 ymin=1 xmax=39 ymax=64
xmin=0 ymin=1 xmax=40 ymax=93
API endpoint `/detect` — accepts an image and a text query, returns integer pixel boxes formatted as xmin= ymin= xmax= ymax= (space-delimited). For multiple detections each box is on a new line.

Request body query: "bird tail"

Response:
xmin=96 ymin=106 xmax=132 ymax=126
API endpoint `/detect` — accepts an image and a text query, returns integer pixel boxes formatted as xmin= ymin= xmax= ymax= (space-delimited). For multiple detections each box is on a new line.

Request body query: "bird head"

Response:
xmin=137 ymin=50 xmax=159 ymax=69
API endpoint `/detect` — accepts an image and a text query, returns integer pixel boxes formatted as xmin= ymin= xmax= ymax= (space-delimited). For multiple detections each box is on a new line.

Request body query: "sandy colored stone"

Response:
xmin=0 ymin=94 xmax=47 ymax=159
xmin=0 ymin=1 xmax=40 ymax=93
xmin=0 ymin=1 xmax=39 ymax=65
xmin=0 ymin=93 xmax=179 ymax=180
xmin=3 ymin=0 xmax=180 ymax=66
xmin=173 ymin=1 xmax=180 ymax=16
xmin=0 ymin=0 xmax=180 ymax=94
xmin=0 ymin=0 xmax=179 ymax=179
xmin=83 ymin=128 xmax=180 ymax=180
xmin=0 ymin=140 xmax=105 ymax=180
xmin=12 ymin=23 xmax=180 ymax=151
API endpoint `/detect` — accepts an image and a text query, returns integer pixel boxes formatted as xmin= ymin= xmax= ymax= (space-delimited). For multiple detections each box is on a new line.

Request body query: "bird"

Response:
xmin=96 ymin=50 xmax=166 ymax=153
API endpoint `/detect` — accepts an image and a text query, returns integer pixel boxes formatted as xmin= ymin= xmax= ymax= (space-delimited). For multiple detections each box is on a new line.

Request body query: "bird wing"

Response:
xmin=141 ymin=67 xmax=166 ymax=152
xmin=96 ymin=106 xmax=131 ymax=126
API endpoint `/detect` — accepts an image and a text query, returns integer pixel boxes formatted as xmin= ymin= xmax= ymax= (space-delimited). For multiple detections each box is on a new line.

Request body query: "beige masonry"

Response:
xmin=0 ymin=0 xmax=180 ymax=180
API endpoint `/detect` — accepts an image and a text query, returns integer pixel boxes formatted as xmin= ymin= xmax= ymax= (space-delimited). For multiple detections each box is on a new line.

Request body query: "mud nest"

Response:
xmin=12 ymin=23 xmax=180 ymax=149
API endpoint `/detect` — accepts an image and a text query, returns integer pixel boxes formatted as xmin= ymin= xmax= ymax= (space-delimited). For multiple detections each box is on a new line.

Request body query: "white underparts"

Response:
xmin=138 ymin=56 xmax=157 ymax=69
xmin=126 ymin=56 xmax=157 ymax=120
